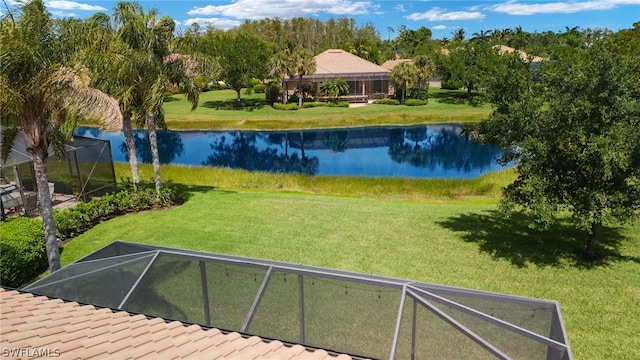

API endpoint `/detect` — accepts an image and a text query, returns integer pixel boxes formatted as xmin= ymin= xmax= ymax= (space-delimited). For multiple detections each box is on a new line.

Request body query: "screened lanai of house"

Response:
xmin=25 ymin=240 xmax=573 ymax=360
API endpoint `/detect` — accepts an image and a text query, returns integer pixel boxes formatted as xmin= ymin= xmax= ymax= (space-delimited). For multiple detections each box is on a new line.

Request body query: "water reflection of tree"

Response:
xmin=120 ymin=130 xmax=185 ymax=164
xmin=203 ymin=133 xmax=319 ymax=175
xmin=324 ymin=131 xmax=349 ymax=152
xmin=389 ymin=128 xmax=502 ymax=171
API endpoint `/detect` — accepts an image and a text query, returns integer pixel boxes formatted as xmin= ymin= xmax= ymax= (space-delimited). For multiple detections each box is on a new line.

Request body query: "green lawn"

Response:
xmin=59 ymin=171 xmax=640 ymax=360
xmin=157 ymin=87 xmax=492 ymax=130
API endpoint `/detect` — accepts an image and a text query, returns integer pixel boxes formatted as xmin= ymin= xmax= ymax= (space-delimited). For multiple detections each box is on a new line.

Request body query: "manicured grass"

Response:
xmin=158 ymin=88 xmax=492 ymax=130
xmin=59 ymin=177 xmax=640 ymax=359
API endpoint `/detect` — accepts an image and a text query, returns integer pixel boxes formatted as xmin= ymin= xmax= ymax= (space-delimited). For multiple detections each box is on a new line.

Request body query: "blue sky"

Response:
xmin=6 ymin=0 xmax=640 ymax=38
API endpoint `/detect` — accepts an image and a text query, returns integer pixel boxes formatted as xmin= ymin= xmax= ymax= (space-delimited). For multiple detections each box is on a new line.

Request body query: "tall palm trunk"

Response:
xmin=32 ymin=152 xmax=60 ymax=272
xmin=298 ymin=75 xmax=303 ymax=108
xmin=122 ymin=112 xmax=140 ymax=189
xmin=146 ymin=112 xmax=161 ymax=195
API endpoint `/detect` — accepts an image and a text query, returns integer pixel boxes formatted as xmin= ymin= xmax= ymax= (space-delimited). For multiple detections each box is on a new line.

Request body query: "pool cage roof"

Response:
xmin=25 ymin=241 xmax=572 ymax=360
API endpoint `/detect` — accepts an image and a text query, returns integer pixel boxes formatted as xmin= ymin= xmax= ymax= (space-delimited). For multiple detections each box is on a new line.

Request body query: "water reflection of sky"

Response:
xmin=75 ymin=125 xmax=510 ymax=179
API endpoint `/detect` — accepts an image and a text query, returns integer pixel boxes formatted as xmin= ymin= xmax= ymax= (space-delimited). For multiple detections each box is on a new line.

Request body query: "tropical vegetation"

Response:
xmin=479 ymin=40 xmax=640 ymax=260
xmin=0 ymin=0 xmax=121 ymax=272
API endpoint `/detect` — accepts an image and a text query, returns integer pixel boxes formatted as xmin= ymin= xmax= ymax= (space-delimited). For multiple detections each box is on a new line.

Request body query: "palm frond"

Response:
xmin=46 ymin=64 xmax=123 ymax=131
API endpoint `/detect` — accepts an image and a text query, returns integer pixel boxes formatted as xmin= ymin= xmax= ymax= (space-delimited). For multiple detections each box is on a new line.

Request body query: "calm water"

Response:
xmin=75 ymin=124 xmax=509 ymax=179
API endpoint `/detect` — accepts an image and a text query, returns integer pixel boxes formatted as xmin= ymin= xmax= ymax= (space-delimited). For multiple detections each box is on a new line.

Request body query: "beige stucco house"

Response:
xmin=285 ymin=49 xmax=391 ymax=102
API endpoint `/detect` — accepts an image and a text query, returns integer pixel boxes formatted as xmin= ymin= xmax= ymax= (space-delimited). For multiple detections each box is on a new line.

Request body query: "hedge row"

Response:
xmin=0 ymin=217 xmax=47 ymax=288
xmin=54 ymin=181 xmax=179 ymax=239
xmin=0 ymin=181 xmax=180 ymax=288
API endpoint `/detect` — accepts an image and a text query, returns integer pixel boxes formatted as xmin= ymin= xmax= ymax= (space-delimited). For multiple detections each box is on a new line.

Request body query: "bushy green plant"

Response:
xmin=304 ymin=101 xmax=350 ymax=108
xmin=265 ymin=81 xmax=281 ymax=105
xmin=54 ymin=181 xmax=179 ymax=240
xmin=0 ymin=217 xmax=47 ymax=288
xmin=253 ymin=84 xmax=267 ymax=93
xmin=441 ymin=79 xmax=463 ymax=90
xmin=273 ymin=102 xmax=299 ymax=110
xmin=405 ymin=99 xmax=427 ymax=106
xmin=373 ymin=98 xmax=400 ymax=105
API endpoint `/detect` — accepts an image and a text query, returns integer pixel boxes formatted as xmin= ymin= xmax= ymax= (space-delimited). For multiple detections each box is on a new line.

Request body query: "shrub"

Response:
xmin=54 ymin=181 xmax=180 ymax=240
xmin=265 ymin=82 xmax=281 ymax=105
xmin=441 ymin=79 xmax=463 ymax=90
xmin=407 ymin=87 xmax=430 ymax=100
xmin=373 ymin=98 xmax=400 ymax=105
xmin=405 ymin=99 xmax=427 ymax=106
xmin=0 ymin=217 xmax=47 ymax=288
xmin=273 ymin=102 xmax=299 ymax=110
xmin=304 ymin=101 xmax=350 ymax=108
xmin=253 ymin=84 xmax=267 ymax=93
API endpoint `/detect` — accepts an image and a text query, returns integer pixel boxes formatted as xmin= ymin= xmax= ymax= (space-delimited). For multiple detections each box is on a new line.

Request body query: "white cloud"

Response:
xmin=187 ymin=0 xmax=378 ymax=20
xmin=50 ymin=10 xmax=77 ymax=17
xmin=46 ymin=1 xmax=106 ymax=11
xmin=394 ymin=4 xmax=406 ymax=12
xmin=183 ymin=17 xmax=243 ymax=30
xmin=432 ymin=25 xmax=447 ymax=30
xmin=406 ymin=8 xmax=486 ymax=21
xmin=488 ymin=0 xmax=640 ymax=15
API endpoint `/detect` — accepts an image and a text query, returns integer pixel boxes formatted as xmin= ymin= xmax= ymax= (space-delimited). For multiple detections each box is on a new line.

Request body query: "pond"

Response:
xmin=75 ymin=124 xmax=509 ymax=179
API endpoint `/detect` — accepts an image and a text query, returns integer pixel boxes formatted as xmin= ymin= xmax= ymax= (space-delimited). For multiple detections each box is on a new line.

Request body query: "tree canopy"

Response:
xmin=479 ymin=39 xmax=640 ymax=260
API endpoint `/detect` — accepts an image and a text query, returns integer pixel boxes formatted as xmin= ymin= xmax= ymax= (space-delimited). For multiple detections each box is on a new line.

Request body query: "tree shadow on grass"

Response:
xmin=201 ymin=99 xmax=266 ymax=111
xmin=430 ymin=90 xmax=486 ymax=107
xmin=436 ymin=210 xmax=636 ymax=269
xmin=171 ymin=183 xmax=237 ymax=204
xmin=164 ymin=96 xmax=181 ymax=103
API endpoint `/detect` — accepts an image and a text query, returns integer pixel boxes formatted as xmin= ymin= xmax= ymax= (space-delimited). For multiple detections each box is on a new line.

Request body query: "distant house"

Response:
xmin=285 ymin=49 xmax=391 ymax=102
xmin=492 ymin=45 xmax=546 ymax=63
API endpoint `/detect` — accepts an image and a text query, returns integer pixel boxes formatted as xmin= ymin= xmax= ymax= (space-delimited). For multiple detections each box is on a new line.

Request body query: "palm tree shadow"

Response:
xmin=436 ymin=210 xmax=634 ymax=269
xmin=172 ymin=183 xmax=236 ymax=203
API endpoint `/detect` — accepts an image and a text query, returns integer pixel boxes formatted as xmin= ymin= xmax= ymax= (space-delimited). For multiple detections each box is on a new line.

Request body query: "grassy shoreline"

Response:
xmin=85 ymin=88 xmax=492 ymax=131
xmin=114 ymin=163 xmax=516 ymax=203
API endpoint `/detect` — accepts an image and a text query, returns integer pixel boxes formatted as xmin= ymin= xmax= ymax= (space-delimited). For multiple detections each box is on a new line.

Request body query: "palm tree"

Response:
xmin=268 ymin=49 xmax=291 ymax=104
xmin=391 ymin=62 xmax=418 ymax=104
xmin=290 ymin=47 xmax=316 ymax=108
xmin=452 ymin=28 xmax=466 ymax=43
xmin=108 ymin=1 xmax=199 ymax=194
xmin=0 ymin=0 xmax=122 ymax=272
xmin=413 ymin=55 xmax=436 ymax=100
xmin=320 ymin=77 xmax=349 ymax=102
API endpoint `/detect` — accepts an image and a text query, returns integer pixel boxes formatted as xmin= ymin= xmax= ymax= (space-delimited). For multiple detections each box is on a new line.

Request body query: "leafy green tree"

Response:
xmin=213 ymin=30 xmax=270 ymax=102
xmin=391 ymin=62 xmax=418 ymax=104
xmin=479 ymin=40 xmax=640 ymax=260
xmin=0 ymin=0 xmax=121 ymax=272
xmin=320 ymin=78 xmax=349 ymax=102
xmin=440 ymin=38 xmax=497 ymax=96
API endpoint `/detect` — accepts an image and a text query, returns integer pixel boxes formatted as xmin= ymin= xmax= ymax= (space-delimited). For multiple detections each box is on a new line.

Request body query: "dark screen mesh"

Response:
xmin=302 ymin=276 xmax=400 ymax=359
xmin=28 ymin=252 xmax=154 ymax=308
xmin=395 ymin=295 xmax=497 ymax=359
xmin=25 ymin=241 xmax=572 ymax=360
xmin=247 ymin=271 xmax=300 ymax=344
xmin=125 ymin=254 xmax=205 ymax=324
xmin=204 ymin=262 xmax=268 ymax=330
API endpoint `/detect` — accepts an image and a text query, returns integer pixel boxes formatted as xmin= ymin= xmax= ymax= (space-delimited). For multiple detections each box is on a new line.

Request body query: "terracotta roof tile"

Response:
xmin=0 ymin=288 xmax=361 ymax=359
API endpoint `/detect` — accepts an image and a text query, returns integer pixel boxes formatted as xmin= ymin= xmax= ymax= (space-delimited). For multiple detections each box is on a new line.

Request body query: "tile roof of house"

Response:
xmin=0 ymin=288 xmax=355 ymax=360
xmin=493 ymin=45 xmax=546 ymax=63
xmin=308 ymin=49 xmax=390 ymax=79
xmin=380 ymin=59 xmax=413 ymax=71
